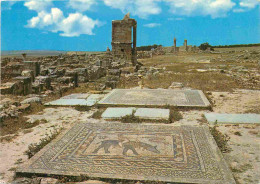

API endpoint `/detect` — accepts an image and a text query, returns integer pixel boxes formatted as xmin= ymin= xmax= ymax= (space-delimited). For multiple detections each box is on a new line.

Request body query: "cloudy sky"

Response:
xmin=1 ymin=0 xmax=260 ymax=51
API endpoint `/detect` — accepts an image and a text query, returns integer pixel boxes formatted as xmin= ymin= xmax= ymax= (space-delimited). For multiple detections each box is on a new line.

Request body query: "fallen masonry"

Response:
xmin=98 ymin=89 xmax=211 ymax=109
xmin=17 ymin=122 xmax=235 ymax=184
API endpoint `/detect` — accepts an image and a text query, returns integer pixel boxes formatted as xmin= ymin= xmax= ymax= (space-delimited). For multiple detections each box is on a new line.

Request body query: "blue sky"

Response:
xmin=1 ymin=0 xmax=260 ymax=51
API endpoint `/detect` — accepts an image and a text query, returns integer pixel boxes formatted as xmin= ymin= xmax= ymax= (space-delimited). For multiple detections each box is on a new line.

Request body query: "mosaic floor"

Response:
xmin=98 ymin=89 xmax=211 ymax=108
xmin=17 ymin=122 xmax=235 ymax=184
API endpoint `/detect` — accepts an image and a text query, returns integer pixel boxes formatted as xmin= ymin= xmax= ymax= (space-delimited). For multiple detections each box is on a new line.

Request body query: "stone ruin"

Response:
xmin=112 ymin=13 xmax=137 ymax=66
xmin=0 ymin=13 xmax=140 ymax=96
xmin=172 ymin=37 xmax=198 ymax=52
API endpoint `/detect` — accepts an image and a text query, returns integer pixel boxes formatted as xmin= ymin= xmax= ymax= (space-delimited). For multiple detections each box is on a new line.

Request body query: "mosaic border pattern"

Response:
xmin=17 ymin=123 xmax=234 ymax=184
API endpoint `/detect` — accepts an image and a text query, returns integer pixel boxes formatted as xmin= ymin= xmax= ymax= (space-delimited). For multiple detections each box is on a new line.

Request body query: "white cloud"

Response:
xmin=102 ymin=0 xmax=241 ymax=18
xmin=164 ymin=0 xmax=236 ymax=18
xmin=24 ymin=0 xmax=53 ymax=12
xmin=144 ymin=23 xmax=161 ymax=28
xmin=59 ymin=13 xmax=102 ymax=36
xmin=239 ymin=0 xmax=260 ymax=9
xmin=233 ymin=8 xmax=246 ymax=13
xmin=25 ymin=1 xmax=102 ymax=37
xmin=103 ymin=0 xmax=161 ymax=18
xmin=67 ymin=0 xmax=96 ymax=12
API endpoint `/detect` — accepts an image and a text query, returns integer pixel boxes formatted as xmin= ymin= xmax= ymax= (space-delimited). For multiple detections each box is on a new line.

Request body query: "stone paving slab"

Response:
xmin=134 ymin=108 xmax=170 ymax=120
xmin=45 ymin=94 xmax=104 ymax=107
xmin=44 ymin=99 xmax=89 ymax=106
xmin=98 ymin=89 xmax=211 ymax=108
xmin=61 ymin=93 xmax=90 ymax=99
xmin=17 ymin=122 xmax=235 ymax=184
xmin=101 ymin=108 xmax=136 ymax=119
xmin=205 ymin=113 xmax=260 ymax=125
xmin=86 ymin=94 xmax=104 ymax=106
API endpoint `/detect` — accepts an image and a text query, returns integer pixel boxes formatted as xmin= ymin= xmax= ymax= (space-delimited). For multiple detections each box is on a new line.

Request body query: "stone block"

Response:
xmin=134 ymin=108 xmax=170 ymax=120
xmin=101 ymin=107 xmax=135 ymax=119
xmin=45 ymin=99 xmax=89 ymax=106
xmin=61 ymin=93 xmax=90 ymax=99
xmin=205 ymin=113 xmax=260 ymax=124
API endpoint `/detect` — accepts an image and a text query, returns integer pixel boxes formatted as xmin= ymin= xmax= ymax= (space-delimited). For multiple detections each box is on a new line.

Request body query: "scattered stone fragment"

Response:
xmin=168 ymin=82 xmax=184 ymax=89
xmin=21 ymin=97 xmax=41 ymax=104
xmin=40 ymin=177 xmax=59 ymax=184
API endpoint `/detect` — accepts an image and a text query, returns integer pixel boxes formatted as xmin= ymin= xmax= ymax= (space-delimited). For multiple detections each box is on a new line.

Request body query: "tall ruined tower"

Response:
xmin=111 ymin=13 xmax=137 ymax=65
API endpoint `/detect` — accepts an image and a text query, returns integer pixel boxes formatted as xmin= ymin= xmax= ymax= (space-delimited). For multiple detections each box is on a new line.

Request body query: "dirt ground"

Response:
xmin=0 ymin=107 xmax=100 ymax=182
xmin=0 ymin=89 xmax=259 ymax=184
xmin=0 ymin=47 xmax=259 ymax=184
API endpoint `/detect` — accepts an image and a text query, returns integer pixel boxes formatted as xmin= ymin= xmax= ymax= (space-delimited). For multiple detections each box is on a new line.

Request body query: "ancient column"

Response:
xmin=132 ymin=24 xmax=137 ymax=65
xmin=173 ymin=37 xmax=177 ymax=52
xmin=184 ymin=39 xmax=187 ymax=51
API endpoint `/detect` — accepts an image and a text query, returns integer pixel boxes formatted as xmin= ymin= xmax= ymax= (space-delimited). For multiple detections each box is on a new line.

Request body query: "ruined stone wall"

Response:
xmin=112 ymin=21 xmax=132 ymax=43
xmin=111 ymin=15 xmax=137 ymax=65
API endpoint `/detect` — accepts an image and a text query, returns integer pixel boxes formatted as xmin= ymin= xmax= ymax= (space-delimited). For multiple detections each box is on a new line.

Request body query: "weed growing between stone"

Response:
xmin=121 ymin=110 xmax=142 ymax=123
xmin=25 ymin=127 xmax=63 ymax=159
xmin=74 ymin=105 xmax=90 ymax=112
xmin=210 ymin=124 xmax=231 ymax=153
xmin=91 ymin=108 xmax=105 ymax=119
xmin=169 ymin=109 xmax=183 ymax=123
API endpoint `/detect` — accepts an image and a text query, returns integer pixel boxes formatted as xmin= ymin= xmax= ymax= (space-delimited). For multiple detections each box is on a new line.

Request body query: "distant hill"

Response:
xmin=1 ymin=50 xmax=67 ymax=56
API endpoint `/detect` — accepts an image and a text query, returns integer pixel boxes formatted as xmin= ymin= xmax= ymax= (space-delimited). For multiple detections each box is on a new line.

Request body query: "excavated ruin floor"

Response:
xmin=17 ymin=122 xmax=235 ymax=184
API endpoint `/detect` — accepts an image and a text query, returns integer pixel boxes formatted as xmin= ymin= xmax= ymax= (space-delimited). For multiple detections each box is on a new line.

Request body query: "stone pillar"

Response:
xmin=74 ymin=72 xmax=78 ymax=87
xmin=132 ymin=24 xmax=137 ymax=65
xmin=174 ymin=38 xmax=176 ymax=47
xmin=22 ymin=53 xmax=27 ymax=61
xmin=184 ymin=39 xmax=187 ymax=51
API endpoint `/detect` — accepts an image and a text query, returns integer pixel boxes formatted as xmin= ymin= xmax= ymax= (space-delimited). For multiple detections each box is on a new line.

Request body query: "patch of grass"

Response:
xmin=0 ymin=104 xmax=45 ymax=136
xmin=23 ymin=129 xmax=33 ymax=134
xmin=0 ymin=134 xmax=18 ymax=142
xmin=91 ymin=109 xmax=105 ymax=119
xmin=198 ymin=114 xmax=208 ymax=125
xmin=25 ymin=128 xmax=62 ymax=159
xmin=15 ymin=158 xmax=23 ymax=165
xmin=244 ymin=105 xmax=260 ymax=114
xmin=234 ymin=131 xmax=242 ymax=136
xmin=8 ymin=167 xmax=16 ymax=171
xmin=169 ymin=109 xmax=183 ymax=123
xmin=24 ymin=119 xmax=48 ymax=129
xmin=74 ymin=105 xmax=90 ymax=112
xmin=121 ymin=110 xmax=142 ymax=124
xmin=231 ymin=163 xmax=253 ymax=173
xmin=131 ymin=53 xmax=259 ymax=91
xmin=143 ymin=72 xmax=240 ymax=92
xmin=210 ymin=124 xmax=231 ymax=153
